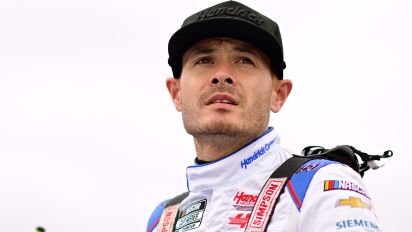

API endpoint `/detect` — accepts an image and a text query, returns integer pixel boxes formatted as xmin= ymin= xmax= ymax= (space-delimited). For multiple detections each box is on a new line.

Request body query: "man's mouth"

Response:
xmin=205 ymin=94 xmax=238 ymax=106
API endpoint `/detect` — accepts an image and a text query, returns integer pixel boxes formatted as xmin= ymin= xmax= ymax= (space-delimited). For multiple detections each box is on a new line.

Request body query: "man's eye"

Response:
xmin=195 ymin=57 xmax=214 ymax=64
xmin=238 ymin=57 xmax=255 ymax=65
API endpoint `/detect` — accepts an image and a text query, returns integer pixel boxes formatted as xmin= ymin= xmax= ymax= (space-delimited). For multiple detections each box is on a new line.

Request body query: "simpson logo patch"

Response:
xmin=232 ymin=191 xmax=258 ymax=211
xmin=324 ymin=180 xmax=370 ymax=199
xmin=158 ymin=205 xmax=180 ymax=232
xmin=174 ymin=199 xmax=206 ymax=232
xmin=246 ymin=177 xmax=286 ymax=231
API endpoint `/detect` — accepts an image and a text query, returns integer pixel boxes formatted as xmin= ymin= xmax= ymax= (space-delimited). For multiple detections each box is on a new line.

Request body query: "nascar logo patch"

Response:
xmin=324 ymin=180 xmax=370 ymax=199
xmin=174 ymin=199 xmax=206 ymax=232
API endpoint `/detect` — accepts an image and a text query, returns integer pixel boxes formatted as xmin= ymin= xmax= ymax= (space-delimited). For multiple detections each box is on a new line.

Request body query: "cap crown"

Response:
xmin=168 ymin=1 xmax=286 ymax=79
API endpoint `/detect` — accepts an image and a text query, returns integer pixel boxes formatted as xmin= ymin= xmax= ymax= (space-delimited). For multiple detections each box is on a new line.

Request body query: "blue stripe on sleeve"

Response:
xmin=287 ymin=159 xmax=338 ymax=211
xmin=147 ymin=200 xmax=167 ymax=232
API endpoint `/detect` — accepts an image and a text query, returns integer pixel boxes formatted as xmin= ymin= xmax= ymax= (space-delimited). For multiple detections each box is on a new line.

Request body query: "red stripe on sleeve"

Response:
xmin=147 ymin=217 xmax=160 ymax=232
xmin=287 ymin=180 xmax=302 ymax=209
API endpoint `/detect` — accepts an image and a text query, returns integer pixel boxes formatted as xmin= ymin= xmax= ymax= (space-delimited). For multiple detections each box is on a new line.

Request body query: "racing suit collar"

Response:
xmin=186 ymin=127 xmax=286 ymax=191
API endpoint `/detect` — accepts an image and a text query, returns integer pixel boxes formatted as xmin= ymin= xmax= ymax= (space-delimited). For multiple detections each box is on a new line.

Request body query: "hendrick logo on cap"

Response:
xmin=197 ymin=6 xmax=265 ymax=26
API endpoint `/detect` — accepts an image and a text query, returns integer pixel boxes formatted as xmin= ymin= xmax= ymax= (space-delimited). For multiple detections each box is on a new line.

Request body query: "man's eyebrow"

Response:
xmin=233 ymin=46 xmax=260 ymax=57
xmin=188 ymin=46 xmax=215 ymax=57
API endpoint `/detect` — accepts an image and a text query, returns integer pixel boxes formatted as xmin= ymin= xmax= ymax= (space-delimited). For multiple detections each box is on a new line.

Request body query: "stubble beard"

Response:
xmin=181 ymin=95 xmax=271 ymax=155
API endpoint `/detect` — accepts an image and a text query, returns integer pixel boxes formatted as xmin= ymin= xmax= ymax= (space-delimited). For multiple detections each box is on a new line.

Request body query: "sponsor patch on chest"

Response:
xmin=174 ymin=199 xmax=206 ymax=232
xmin=232 ymin=191 xmax=258 ymax=211
xmin=229 ymin=213 xmax=251 ymax=228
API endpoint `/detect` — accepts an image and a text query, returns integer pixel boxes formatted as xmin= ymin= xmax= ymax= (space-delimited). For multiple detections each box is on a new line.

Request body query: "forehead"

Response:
xmin=183 ymin=37 xmax=270 ymax=60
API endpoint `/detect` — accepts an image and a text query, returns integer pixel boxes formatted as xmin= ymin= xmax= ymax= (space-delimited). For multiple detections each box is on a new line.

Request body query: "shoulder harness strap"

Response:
xmin=156 ymin=192 xmax=189 ymax=232
xmin=244 ymin=156 xmax=313 ymax=232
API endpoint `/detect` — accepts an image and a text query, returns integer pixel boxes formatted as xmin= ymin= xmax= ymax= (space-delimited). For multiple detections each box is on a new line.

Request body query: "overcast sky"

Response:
xmin=0 ymin=0 xmax=410 ymax=231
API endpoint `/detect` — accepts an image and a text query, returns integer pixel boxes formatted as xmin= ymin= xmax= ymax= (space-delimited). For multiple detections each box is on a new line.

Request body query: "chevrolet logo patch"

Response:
xmin=337 ymin=197 xmax=371 ymax=209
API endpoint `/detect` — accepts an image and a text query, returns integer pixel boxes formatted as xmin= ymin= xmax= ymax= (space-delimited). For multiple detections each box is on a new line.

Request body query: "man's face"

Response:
xmin=167 ymin=38 xmax=285 ymax=138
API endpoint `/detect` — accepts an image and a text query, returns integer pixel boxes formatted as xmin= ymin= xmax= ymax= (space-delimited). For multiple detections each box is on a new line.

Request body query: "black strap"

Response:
xmin=165 ymin=192 xmax=190 ymax=208
xmin=301 ymin=145 xmax=393 ymax=177
xmin=269 ymin=156 xmax=314 ymax=178
xmin=156 ymin=192 xmax=189 ymax=232
xmin=244 ymin=156 xmax=314 ymax=232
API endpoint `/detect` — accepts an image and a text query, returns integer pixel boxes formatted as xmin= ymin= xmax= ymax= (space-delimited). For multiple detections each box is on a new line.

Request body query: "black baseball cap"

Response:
xmin=168 ymin=1 xmax=286 ymax=79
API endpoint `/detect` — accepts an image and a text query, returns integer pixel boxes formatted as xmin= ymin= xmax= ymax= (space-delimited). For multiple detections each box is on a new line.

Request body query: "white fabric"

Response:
xmin=162 ymin=128 xmax=381 ymax=232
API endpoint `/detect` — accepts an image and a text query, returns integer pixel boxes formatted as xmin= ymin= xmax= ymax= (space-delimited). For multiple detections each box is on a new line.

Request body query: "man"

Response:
xmin=147 ymin=1 xmax=380 ymax=231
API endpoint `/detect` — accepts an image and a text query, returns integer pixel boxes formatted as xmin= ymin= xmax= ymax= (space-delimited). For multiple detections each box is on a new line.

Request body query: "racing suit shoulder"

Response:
xmin=146 ymin=200 xmax=167 ymax=232
xmin=287 ymin=158 xmax=337 ymax=211
xmin=298 ymin=162 xmax=381 ymax=231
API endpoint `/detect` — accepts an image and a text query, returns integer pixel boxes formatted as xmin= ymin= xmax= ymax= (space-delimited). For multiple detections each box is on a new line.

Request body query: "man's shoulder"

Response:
xmin=146 ymin=192 xmax=190 ymax=232
xmin=307 ymin=160 xmax=369 ymax=198
xmin=146 ymin=200 xmax=167 ymax=232
xmin=290 ymin=159 xmax=380 ymax=231
xmin=286 ymin=158 xmax=358 ymax=210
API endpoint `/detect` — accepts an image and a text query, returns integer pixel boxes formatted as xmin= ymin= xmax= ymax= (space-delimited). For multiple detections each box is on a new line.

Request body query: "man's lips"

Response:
xmin=205 ymin=93 xmax=238 ymax=106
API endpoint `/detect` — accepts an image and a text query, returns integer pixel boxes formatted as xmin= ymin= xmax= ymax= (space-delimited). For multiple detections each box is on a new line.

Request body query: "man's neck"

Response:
xmin=193 ymin=131 xmax=264 ymax=162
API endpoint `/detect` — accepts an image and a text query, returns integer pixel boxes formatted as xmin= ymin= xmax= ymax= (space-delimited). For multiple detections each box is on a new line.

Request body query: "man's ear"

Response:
xmin=166 ymin=77 xmax=182 ymax=112
xmin=271 ymin=79 xmax=293 ymax=113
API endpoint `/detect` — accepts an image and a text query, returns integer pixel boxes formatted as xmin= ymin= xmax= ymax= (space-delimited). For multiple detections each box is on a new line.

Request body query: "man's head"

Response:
xmin=166 ymin=1 xmax=292 ymax=150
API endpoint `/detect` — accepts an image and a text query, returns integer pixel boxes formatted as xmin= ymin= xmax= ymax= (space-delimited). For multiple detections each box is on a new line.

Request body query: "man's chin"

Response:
xmin=184 ymin=120 xmax=243 ymax=137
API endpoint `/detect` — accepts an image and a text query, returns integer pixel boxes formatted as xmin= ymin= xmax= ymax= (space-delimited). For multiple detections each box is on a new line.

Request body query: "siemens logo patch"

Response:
xmin=336 ymin=219 xmax=380 ymax=231
xmin=241 ymin=139 xmax=275 ymax=169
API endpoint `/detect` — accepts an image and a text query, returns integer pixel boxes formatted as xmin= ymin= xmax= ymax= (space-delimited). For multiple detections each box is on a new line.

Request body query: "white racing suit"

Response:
xmin=147 ymin=127 xmax=381 ymax=231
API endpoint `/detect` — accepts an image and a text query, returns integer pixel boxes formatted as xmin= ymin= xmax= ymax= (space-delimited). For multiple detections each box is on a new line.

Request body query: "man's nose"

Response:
xmin=209 ymin=63 xmax=237 ymax=86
